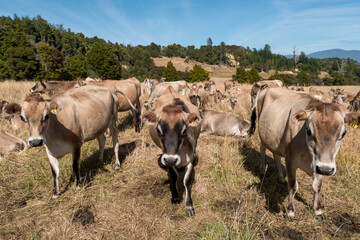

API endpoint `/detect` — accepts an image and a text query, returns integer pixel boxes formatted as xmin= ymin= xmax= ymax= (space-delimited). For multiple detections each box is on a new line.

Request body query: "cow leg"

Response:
xmin=46 ymin=150 xmax=60 ymax=199
xmin=97 ymin=134 xmax=106 ymax=162
xmin=109 ymin=123 xmax=120 ymax=170
xmin=260 ymin=142 xmax=267 ymax=177
xmin=286 ymin=158 xmax=298 ymax=218
xmin=168 ymin=166 xmax=180 ymax=204
xmin=312 ymin=173 xmax=324 ymax=217
xmin=184 ymin=163 xmax=195 ymax=217
xmin=273 ymin=154 xmax=286 ymax=183
xmin=72 ymin=147 xmax=81 ymax=188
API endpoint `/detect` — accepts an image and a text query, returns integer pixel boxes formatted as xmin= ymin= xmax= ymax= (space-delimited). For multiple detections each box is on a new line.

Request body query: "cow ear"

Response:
xmin=48 ymin=102 xmax=59 ymax=114
xmin=142 ymin=111 xmax=157 ymax=125
xmin=186 ymin=113 xmax=201 ymax=127
xmin=292 ymin=110 xmax=309 ymax=123
xmin=344 ymin=112 xmax=360 ymax=128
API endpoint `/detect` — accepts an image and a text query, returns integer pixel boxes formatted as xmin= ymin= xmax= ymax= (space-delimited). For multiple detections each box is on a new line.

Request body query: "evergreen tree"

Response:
xmin=162 ymin=61 xmax=178 ymax=81
xmin=248 ymin=67 xmax=261 ymax=83
xmin=232 ymin=66 xmax=247 ymax=83
xmin=66 ymin=53 xmax=87 ymax=79
xmin=188 ymin=65 xmax=210 ymax=82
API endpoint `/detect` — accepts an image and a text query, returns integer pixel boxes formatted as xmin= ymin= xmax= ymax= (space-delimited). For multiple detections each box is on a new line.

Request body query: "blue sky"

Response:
xmin=0 ymin=0 xmax=359 ymax=55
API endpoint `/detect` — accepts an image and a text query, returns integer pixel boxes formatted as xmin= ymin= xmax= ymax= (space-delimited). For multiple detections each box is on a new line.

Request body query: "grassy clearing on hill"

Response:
xmin=0 ymin=81 xmax=359 ymax=239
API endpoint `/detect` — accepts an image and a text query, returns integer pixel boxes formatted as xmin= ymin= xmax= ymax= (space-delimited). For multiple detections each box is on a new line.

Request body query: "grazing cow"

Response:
xmin=78 ymin=77 xmax=143 ymax=132
xmin=29 ymin=80 xmax=78 ymax=96
xmin=250 ymin=80 xmax=283 ymax=108
xmin=2 ymin=102 xmax=25 ymax=130
xmin=144 ymin=81 xmax=190 ymax=110
xmin=203 ymin=81 xmax=216 ymax=94
xmin=224 ymin=80 xmax=235 ymax=92
xmin=144 ymin=78 xmax=165 ymax=96
xmin=142 ymin=86 xmax=201 ymax=217
xmin=249 ymin=87 xmax=359 ymax=218
xmin=0 ymin=129 xmax=26 ymax=155
xmin=200 ymin=110 xmax=250 ymax=136
xmin=20 ymin=86 xmax=120 ymax=199
xmin=349 ymin=96 xmax=360 ymax=112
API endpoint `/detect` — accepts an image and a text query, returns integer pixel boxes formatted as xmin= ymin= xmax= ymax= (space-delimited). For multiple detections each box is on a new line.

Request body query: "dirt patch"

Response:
xmin=73 ymin=205 xmax=95 ymax=227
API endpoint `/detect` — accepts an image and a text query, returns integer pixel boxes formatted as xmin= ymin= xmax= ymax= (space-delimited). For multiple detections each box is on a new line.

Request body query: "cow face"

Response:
xmin=293 ymin=103 xmax=352 ymax=176
xmin=20 ymin=95 xmax=56 ymax=147
xmin=30 ymin=80 xmax=46 ymax=94
xmin=2 ymin=103 xmax=21 ymax=120
xmin=143 ymin=105 xmax=201 ymax=167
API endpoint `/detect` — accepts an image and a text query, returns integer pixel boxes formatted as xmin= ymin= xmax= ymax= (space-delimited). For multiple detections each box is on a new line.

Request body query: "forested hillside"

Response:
xmin=1 ymin=15 xmax=360 ymax=85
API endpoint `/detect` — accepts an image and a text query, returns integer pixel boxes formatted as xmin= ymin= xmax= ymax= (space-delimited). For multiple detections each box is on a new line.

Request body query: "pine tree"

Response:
xmin=162 ymin=61 xmax=178 ymax=81
xmin=188 ymin=65 xmax=210 ymax=82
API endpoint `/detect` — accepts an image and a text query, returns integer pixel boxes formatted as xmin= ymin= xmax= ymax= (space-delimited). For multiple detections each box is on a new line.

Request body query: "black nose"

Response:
xmin=163 ymin=156 xmax=179 ymax=166
xmin=29 ymin=139 xmax=43 ymax=147
xmin=316 ymin=165 xmax=335 ymax=175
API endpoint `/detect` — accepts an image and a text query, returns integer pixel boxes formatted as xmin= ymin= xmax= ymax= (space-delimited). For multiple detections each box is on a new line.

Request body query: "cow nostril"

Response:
xmin=316 ymin=165 xmax=335 ymax=175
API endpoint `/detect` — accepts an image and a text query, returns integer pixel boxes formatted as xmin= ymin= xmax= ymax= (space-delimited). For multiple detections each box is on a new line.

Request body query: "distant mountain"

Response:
xmin=308 ymin=49 xmax=360 ymax=62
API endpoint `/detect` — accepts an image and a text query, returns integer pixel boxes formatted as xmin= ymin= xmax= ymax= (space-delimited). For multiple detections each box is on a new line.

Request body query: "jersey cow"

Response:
xmin=0 ymin=129 xmax=26 ymax=155
xmin=1 ymin=102 xmax=25 ymax=130
xmin=144 ymin=78 xmax=165 ymax=96
xmin=200 ymin=110 xmax=250 ymax=136
xmin=250 ymin=80 xmax=283 ymax=108
xmin=78 ymin=77 xmax=143 ymax=132
xmin=144 ymin=81 xmax=190 ymax=110
xmin=30 ymin=80 xmax=78 ymax=96
xmin=20 ymin=86 xmax=121 ymax=199
xmin=142 ymin=86 xmax=201 ymax=217
xmin=249 ymin=87 xmax=359 ymax=218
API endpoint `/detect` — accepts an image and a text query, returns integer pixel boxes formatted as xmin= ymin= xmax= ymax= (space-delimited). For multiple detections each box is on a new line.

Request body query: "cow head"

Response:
xmin=293 ymin=102 xmax=357 ymax=176
xmin=2 ymin=102 xmax=21 ymax=120
xmin=30 ymin=80 xmax=47 ymax=94
xmin=142 ymin=101 xmax=201 ymax=167
xmin=20 ymin=95 xmax=58 ymax=147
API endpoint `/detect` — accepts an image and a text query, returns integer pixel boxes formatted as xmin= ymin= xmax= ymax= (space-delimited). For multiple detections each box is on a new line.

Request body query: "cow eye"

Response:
xmin=156 ymin=125 xmax=163 ymax=136
xmin=306 ymin=128 xmax=312 ymax=137
xmin=20 ymin=115 xmax=26 ymax=122
xmin=43 ymin=114 xmax=50 ymax=121
xmin=340 ymin=130 xmax=347 ymax=140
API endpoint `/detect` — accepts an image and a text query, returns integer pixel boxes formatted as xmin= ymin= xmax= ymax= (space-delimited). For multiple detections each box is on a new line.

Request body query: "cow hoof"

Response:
xmin=115 ymin=164 xmax=121 ymax=170
xmin=51 ymin=194 xmax=59 ymax=200
xmin=76 ymin=186 xmax=81 ymax=191
xmin=287 ymin=210 xmax=295 ymax=219
xmin=186 ymin=207 xmax=195 ymax=217
xmin=171 ymin=197 xmax=181 ymax=205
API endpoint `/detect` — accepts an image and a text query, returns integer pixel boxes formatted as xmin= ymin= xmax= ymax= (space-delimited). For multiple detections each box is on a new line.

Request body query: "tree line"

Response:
xmin=0 ymin=15 xmax=359 ymax=85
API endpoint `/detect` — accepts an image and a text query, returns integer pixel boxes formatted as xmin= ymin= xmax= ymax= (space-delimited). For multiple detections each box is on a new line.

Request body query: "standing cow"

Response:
xmin=250 ymin=87 xmax=359 ymax=218
xmin=20 ymin=86 xmax=121 ymax=199
xmin=142 ymin=86 xmax=201 ymax=217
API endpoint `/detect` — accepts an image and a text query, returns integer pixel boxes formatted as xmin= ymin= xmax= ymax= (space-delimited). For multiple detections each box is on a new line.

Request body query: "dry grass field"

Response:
xmin=0 ymin=80 xmax=359 ymax=240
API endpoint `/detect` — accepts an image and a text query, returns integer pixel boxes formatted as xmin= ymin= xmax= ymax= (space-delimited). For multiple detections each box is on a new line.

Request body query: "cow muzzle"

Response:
xmin=28 ymin=137 xmax=45 ymax=147
xmin=161 ymin=154 xmax=181 ymax=167
xmin=315 ymin=164 xmax=336 ymax=176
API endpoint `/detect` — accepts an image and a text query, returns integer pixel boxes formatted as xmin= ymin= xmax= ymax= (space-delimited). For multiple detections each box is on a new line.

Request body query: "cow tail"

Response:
xmin=114 ymin=90 xmax=137 ymax=113
xmin=249 ymin=85 xmax=266 ymax=136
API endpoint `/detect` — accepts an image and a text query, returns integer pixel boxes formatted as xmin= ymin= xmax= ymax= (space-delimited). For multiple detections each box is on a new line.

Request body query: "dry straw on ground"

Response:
xmin=0 ymin=80 xmax=359 ymax=239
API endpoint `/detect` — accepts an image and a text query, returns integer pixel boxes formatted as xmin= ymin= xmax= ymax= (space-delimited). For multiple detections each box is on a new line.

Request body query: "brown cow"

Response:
xmin=78 ymin=77 xmax=143 ymax=132
xmin=2 ymin=102 xmax=26 ymax=130
xmin=144 ymin=81 xmax=190 ymax=110
xmin=30 ymin=80 xmax=78 ymax=96
xmin=224 ymin=80 xmax=235 ymax=92
xmin=144 ymin=78 xmax=165 ymax=96
xmin=250 ymin=80 xmax=283 ymax=108
xmin=200 ymin=110 xmax=250 ymax=136
xmin=142 ymin=86 xmax=201 ymax=217
xmin=0 ymin=129 xmax=26 ymax=155
xmin=250 ymin=87 xmax=359 ymax=218
xmin=20 ymin=86 xmax=120 ymax=199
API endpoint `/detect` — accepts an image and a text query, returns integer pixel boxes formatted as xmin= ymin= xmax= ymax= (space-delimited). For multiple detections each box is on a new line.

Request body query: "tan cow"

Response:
xmin=249 ymin=87 xmax=359 ymax=218
xmin=144 ymin=81 xmax=190 ymax=110
xmin=142 ymin=86 xmax=201 ymax=217
xmin=144 ymin=78 xmax=165 ymax=96
xmin=30 ymin=80 xmax=78 ymax=96
xmin=20 ymin=86 xmax=120 ymax=199
xmin=200 ymin=110 xmax=250 ymax=136
xmin=0 ymin=129 xmax=26 ymax=155
xmin=78 ymin=77 xmax=143 ymax=132
xmin=2 ymin=102 xmax=26 ymax=130
xmin=250 ymin=80 xmax=283 ymax=108
xmin=224 ymin=80 xmax=235 ymax=92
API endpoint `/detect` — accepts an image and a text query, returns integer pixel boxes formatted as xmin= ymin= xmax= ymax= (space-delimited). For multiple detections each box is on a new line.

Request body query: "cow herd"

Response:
xmin=0 ymin=78 xmax=359 ymax=218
